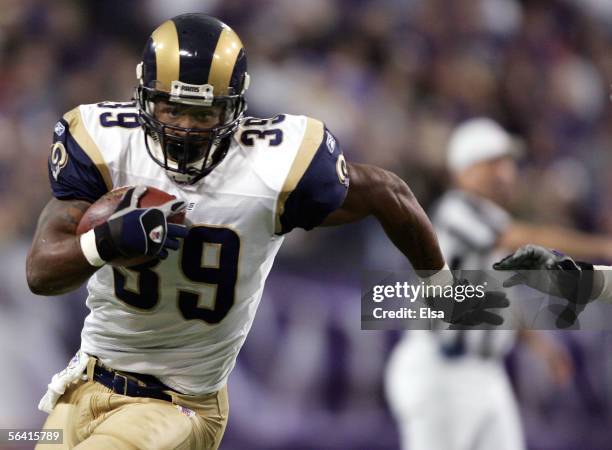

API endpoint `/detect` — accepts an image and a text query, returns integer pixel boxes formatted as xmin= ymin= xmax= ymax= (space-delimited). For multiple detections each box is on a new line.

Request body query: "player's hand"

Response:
xmin=425 ymin=279 xmax=509 ymax=327
xmin=93 ymin=186 xmax=188 ymax=262
xmin=493 ymin=244 xmax=594 ymax=328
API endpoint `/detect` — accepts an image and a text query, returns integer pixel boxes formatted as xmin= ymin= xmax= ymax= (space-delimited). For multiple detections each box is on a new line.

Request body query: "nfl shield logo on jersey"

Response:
xmin=325 ymin=130 xmax=336 ymax=154
xmin=54 ymin=121 xmax=66 ymax=136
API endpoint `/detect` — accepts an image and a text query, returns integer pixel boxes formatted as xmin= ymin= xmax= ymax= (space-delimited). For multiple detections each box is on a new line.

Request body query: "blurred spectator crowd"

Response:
xmin=1 ymin=1 xmax=611 ymax=449
xmin=1 ymin=0 xmax=612 ymax=238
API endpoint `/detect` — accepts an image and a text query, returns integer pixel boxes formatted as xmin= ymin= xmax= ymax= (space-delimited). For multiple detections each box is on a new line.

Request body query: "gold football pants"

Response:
xmin=37 ymin=364 xmax=228 ymax=450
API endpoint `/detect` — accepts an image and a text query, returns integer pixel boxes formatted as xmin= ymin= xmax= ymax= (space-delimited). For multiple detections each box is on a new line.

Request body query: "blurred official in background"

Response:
xmin=385 ymin=117 xmax=612 ymax=450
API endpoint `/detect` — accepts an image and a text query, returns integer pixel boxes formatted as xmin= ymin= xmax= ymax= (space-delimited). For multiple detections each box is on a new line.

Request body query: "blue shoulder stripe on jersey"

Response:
xmin=48 ymin=117 xmax=109 ymax=203
xmin=277 ymin=126 xmax=349 ymax=235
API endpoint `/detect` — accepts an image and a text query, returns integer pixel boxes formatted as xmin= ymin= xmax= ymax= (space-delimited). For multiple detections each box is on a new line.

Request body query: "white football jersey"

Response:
xmin=48 ymin=101 xmax=348 ymax=394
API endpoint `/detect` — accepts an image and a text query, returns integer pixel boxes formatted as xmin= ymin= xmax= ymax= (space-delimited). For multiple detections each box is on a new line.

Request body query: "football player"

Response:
xmin=27 ymin=14 xmax=499 ymax=450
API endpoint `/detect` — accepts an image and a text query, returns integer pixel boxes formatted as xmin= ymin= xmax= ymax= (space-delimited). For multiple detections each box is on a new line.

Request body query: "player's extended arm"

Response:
xmin=323 ymin=163 xmax=508 ymax=326
xmin=26 ymin=198 xmax=97 ymax=296
xmin=499 ymin=221 xmax=612 ymax=261
xmin=323 ymin=163 xmax=445 ymax=272
xmin=495 ymin=244 xmax=612 ymax=303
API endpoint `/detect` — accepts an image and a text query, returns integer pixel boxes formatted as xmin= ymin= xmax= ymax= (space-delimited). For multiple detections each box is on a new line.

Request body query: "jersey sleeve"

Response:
xmin=48 ymin=106 xmax=112 ymax=203
xmin=275 ymin=120 xmax=349 ymax=235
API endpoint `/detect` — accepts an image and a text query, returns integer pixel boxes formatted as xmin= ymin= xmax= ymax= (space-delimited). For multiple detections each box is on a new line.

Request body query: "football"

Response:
xmin=77 ymin=186 xmax=186 ymax=266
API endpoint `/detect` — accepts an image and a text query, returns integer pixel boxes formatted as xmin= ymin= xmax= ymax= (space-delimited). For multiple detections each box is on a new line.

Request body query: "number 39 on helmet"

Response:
xmin=135 ymin=13 xmax=250 ymax=184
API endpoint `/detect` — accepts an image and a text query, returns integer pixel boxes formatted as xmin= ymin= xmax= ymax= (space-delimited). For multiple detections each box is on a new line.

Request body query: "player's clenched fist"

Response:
xmin=80 ymin=186 xmax=188 ymax=267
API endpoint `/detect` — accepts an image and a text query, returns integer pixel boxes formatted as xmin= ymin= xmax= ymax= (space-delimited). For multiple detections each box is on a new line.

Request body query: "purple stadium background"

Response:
xmin=1 ymin=1 xmax=611 ymax=449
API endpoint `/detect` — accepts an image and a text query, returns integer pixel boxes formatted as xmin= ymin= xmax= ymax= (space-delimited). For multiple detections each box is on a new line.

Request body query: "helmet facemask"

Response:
xmin=137 ymin=81 xmax=247 ymax=184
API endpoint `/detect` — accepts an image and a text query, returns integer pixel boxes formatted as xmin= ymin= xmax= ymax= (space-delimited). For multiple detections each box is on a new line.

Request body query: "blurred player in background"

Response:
xmin=385 ymin=117 xmax=612 ymax=450
xmin=24 ymin=13 xmax=504 ymax=450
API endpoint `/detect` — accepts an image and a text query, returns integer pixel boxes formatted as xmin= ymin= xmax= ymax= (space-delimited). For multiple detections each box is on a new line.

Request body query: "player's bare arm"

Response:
xmin=323 ymin=162 xmax=445 ymax=272
xmin=325 ymin=163 xmax=508 ymax=326
xmin=27 ymin=187 xmax=187 ymax=297
xmin=26 ymin=198 xmax=96 ymax=295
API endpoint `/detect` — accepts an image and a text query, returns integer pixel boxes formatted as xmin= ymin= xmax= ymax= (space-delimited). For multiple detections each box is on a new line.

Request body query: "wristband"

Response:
xmin=575 ymin=261 xmax=594 ymax=305
xmin=594 ymin=265 xmax=612 ymax=303
xmin=79 ymin=229 xmax=105 ymax=267
xmin=418 ymin=263 xmax=453 ymax=297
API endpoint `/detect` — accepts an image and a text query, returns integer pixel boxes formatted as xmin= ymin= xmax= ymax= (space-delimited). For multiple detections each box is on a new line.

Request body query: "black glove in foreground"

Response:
xmin=94 ymin=186 xmax=188 ymax=262
xmin=494 ymin=244 xmax=594 ymax=328
xmin=424 ymin=278 xmax=509 ymax=328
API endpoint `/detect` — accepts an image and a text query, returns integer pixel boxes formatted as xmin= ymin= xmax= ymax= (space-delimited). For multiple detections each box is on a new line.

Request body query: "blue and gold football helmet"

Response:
xmin=136 ymin=13 xmax=249 ymax=184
